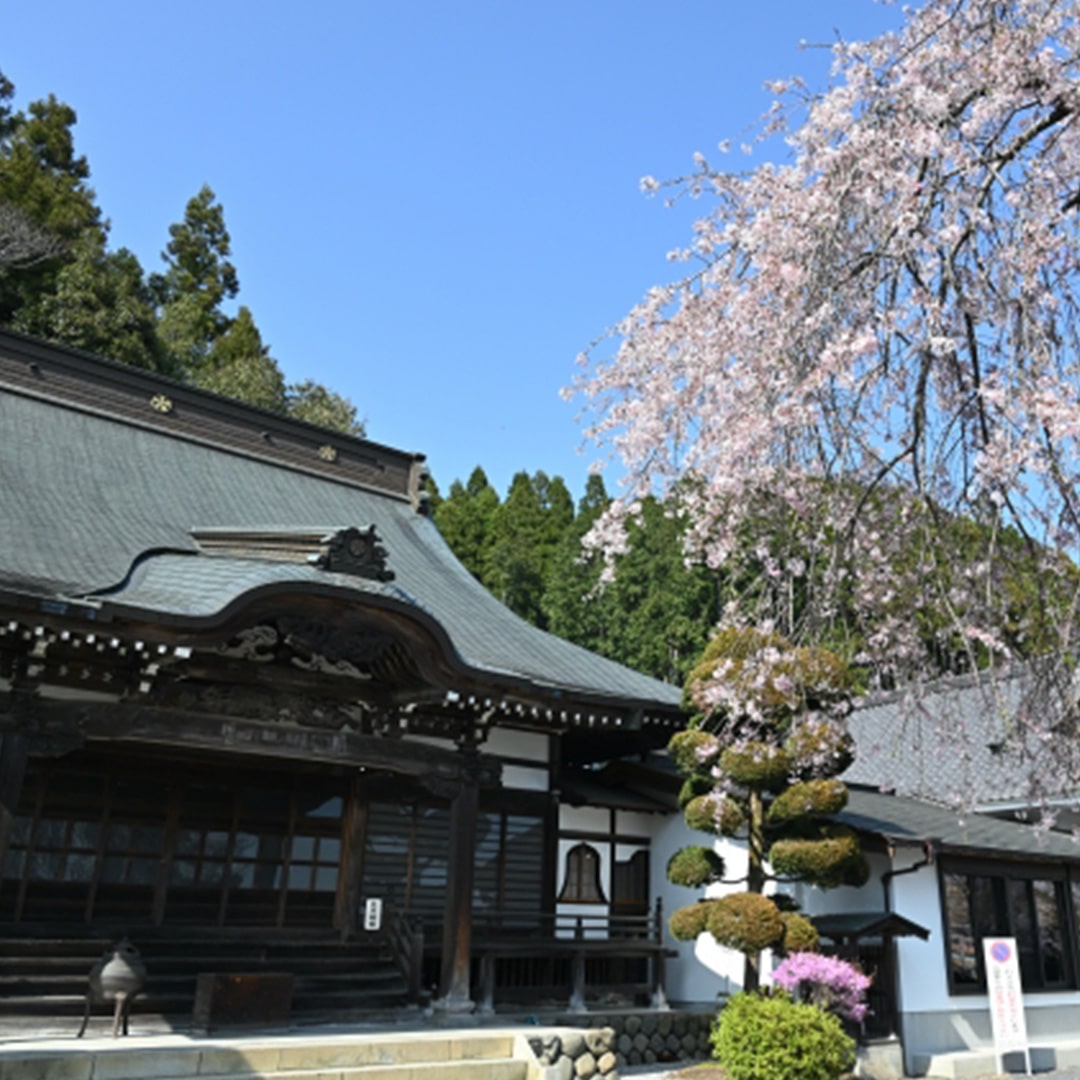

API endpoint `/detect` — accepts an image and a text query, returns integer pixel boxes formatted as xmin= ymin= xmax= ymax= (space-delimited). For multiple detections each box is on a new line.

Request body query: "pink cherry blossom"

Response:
xmin=571 ymin=0 xmax=1080 ymax=803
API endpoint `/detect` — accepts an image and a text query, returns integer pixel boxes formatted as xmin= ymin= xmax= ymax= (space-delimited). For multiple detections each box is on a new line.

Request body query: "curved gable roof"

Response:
xmin=0 ymin=329 xmax=682 ymax=716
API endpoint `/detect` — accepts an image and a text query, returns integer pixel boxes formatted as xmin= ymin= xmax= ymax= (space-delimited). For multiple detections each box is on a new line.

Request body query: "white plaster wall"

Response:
xmin=484 ymin=726 xmax=549 ymax=764
xmin=890 ymin=848 xmax=952 ymax=1015
xmin=559 ymin=805 xmax=608 ymax=833
xmin=500 ymin=764 xmax=548 ymax=791
xmin=614 ymin=810 xmax=654 ymax=838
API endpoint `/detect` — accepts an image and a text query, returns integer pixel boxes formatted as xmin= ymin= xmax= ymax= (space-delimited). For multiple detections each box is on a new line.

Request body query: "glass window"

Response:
xmin=944 ymin=873 xmax=979 ymax=986
xmin=942 ymin=862 xmax=1075 ymax=993
xmin=1034 ymin=880 xmax=1069 ymax=986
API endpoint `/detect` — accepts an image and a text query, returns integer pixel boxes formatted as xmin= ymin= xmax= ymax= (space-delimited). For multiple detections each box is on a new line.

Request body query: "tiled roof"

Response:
xmin=842 ymin=671 xmax=1070 ymax=805
xmin=840 ymin=787 xmax=1080 ymax=862
xmin=0 ymin=330 xmax=682 ymax=714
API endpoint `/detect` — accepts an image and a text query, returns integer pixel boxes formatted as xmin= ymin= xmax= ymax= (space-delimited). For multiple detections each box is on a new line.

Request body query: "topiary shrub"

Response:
xmin=778 ymin=911 xmax=819 ymax=954
xmin=686 ymin=626 xmax=800 ymax=717
xmin=679 ymin=775 xmax=714 ymax=808
xmin=769 ymin=829 xmax=860 ymax=886
xmin=784 ymin=717 xmax=854 ymax=779
xmin=706 ymin=892 xmax=785 ymax=954
xmin=668 ymin=729 xmax=721 ymax=773
xmin=767 ymin=779 xmax=848 ymax=826
xmin=669 ymin=901 xmax=713 ymax=941
xmin=720 ymin=742 xmax=790 ymax=789
xmin=667 ymin=846 xmax=726 ymax=888
xmin=841 ymin=852 xmax=871 ymax=888
xmin=711 ymin=991 xmax=855 ymax=1080
xmin=684 ymin=793 xmax=745 ymax=836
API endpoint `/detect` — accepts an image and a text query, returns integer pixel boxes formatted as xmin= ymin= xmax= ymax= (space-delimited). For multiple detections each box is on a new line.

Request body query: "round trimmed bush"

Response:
xmin=669 ymin=901 xmax=712 ymax=941
xmin=667 ymin=846 xmax=726 ymax=888
xmin=705 ymin=892 xmax=785 ymax=954
xmin=784 ymin=718 xmax=854 ymax=779
xmin=767 ymin=779 xmax=849 ymax=826
xmin=679 ymin=775 xmax=714 ymax=808
xmin=711 ymin=991 xmax=855 ymax=1080
xmin=669 ymin=729 xmax=721 ymax=774
xmin=720 ymin=742 xmax=791 ymax=790
xmin=769 ymin=829 xmax=861 ymax=888
xmin=684 ymin=793 xmax=745 ymax=836
xmin=779 ymin=911 xmax=820 ymax=954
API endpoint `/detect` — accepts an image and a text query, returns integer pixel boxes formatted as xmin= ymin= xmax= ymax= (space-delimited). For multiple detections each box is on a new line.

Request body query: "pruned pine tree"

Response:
xmin=667 ymin=628 xmax=866 ymax=991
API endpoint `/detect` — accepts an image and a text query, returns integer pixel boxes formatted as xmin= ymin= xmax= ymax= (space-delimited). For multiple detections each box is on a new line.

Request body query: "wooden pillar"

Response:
xmin=0 ymin=731 xmax=28 ymax=873
xmin=435 ymin=776 xmax=478 ymax=1012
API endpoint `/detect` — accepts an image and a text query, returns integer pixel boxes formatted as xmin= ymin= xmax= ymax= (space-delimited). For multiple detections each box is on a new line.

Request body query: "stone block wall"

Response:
xmin=529 ymin=1009 xmax=715 ymax=1077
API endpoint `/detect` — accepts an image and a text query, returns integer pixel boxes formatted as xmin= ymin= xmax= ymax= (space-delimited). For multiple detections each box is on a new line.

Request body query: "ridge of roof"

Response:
xmin=0 ymin=326 xmax=428 ymax=506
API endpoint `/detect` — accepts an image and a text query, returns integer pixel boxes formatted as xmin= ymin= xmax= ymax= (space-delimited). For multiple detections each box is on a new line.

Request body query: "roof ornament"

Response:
xmin=315 ymin=526 xmax=395 ymax=582
xmin=191 ymin=525 xmax=394 ymax=581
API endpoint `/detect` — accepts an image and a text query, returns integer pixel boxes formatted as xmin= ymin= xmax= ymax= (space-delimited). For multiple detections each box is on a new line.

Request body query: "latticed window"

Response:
xmin=558 ymin=842 xmax=605 ymax=903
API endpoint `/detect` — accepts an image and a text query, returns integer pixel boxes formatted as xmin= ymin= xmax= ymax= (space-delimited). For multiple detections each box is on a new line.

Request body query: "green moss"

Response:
xmin=705 ymin=892 xmax=785 ymax=954
xmin=667 ymin=846 xmax=726 ymax=888
xmin=767 ymin=780 xmax=848 ymax=826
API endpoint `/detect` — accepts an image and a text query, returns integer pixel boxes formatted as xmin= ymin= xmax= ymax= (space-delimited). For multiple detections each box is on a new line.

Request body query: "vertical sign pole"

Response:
xmin=982 ymin=938 xmax=1031 ymax=1076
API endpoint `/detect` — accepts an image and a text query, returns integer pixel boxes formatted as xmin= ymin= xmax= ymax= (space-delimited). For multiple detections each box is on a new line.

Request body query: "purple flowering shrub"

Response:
xmin=772 ymin=951 xmax=870 ymax=1022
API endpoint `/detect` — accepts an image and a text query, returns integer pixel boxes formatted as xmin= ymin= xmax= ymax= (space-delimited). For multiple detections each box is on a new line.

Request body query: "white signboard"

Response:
xmin=363 ymin=897 xmax=383 ymax=932
xmin=982 ymin=937 xmax=1031 ymax=1074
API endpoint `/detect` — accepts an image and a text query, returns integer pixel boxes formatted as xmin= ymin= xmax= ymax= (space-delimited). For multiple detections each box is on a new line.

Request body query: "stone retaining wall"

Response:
xmin=528 ymin=1009 xmax=715 ymax=1078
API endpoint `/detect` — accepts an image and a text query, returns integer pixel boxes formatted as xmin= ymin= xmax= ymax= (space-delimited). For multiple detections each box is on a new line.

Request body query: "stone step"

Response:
xmin=916 ymin=1039 xmax=1080 ymax=1078
xmin=0 ymin=1034 xmax=527 ymax=1080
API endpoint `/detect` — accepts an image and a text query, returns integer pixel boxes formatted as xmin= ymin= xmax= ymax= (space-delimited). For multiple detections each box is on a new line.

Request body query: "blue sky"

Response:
xmin=4 ymin=1 xmax=904 ymax=501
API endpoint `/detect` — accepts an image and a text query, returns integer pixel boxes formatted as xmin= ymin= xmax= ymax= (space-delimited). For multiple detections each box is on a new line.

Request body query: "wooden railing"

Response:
xmin=465 ymin=898 xmax=673 ymax=1014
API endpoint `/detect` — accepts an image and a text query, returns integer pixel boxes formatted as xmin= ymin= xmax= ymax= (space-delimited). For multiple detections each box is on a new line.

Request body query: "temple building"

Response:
xmin=0 ymin=327 xmax=683 ymax=1023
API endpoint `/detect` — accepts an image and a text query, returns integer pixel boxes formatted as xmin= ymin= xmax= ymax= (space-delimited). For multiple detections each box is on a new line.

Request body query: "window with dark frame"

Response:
xmin=558 ymin=842 xmax=606 ymax=904
xmin=941 ymin=859 xmax=1077 ymax=994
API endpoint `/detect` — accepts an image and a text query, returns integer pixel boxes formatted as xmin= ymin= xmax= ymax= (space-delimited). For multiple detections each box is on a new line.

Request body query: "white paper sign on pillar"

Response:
xmin=364 ymin=897 xmax=383 ymax=931
xmin=982 ymin=937 xmax=1031 ymax=1075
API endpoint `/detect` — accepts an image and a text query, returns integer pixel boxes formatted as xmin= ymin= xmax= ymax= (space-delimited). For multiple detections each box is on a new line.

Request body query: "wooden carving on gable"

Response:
xmin=316 ymin=526 xmax=394 ymax=582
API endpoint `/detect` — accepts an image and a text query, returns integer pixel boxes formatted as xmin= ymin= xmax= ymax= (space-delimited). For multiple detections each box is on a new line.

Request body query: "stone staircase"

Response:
xmin=0 ymin=1031 xmax=531 ymax=1080
xmin=0 ymin=927 xmax=410 ymax=1037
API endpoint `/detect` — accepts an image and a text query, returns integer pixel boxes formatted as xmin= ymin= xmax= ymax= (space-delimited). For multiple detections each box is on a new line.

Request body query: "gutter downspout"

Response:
xmin=882 ymin=838 xmax=936 ymax=912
